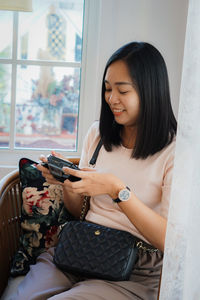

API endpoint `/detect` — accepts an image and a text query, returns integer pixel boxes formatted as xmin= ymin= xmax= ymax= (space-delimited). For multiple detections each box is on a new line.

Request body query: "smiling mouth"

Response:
xmin=113 ymin=109 xmax=125 ymax=116
xmin=113 ymin=109 xmax=124 ymax=113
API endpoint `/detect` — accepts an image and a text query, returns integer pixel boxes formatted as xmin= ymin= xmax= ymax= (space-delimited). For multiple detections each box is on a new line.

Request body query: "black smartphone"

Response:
xmin=41 ymin=155 xmax=81 ymax=183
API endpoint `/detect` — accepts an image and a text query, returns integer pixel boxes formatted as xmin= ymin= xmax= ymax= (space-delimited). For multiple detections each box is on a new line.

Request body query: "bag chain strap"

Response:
xmin=136 ymin=241 xmax=158 ymax=253
xmin=80 ymin=195 xmax=90 ymax=221
xmin=58 ymin=195 xmax=89 ymax=234
xmin=79 ymin=146 xmax=98 ymax=221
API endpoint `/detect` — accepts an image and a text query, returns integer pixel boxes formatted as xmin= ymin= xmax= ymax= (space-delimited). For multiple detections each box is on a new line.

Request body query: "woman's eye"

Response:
xmin=105 ymin=89 xmax=111 ymax=92
xmin=119 ymin=91 xmax=128 ymax=94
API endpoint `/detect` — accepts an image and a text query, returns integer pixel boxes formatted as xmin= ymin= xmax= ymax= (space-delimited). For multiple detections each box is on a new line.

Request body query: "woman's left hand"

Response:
xmin=62 ymin=167 xmax=125 ymax=199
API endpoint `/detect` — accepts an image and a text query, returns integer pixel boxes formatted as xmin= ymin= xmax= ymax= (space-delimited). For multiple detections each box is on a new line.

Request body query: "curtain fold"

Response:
xmin=160 ymin=0 xmax=200 ymax=298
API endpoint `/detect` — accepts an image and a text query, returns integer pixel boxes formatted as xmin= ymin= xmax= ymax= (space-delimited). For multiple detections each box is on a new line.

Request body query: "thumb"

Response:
xmin=81 ymin=167 xmax=96 ymax=172
xmin=51 ymin=151 xmax=66 ymax=160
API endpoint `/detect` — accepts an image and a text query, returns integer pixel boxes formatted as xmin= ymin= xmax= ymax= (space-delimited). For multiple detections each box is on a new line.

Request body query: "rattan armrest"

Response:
xmin=0 ymin=170 xmax=22 ymax=296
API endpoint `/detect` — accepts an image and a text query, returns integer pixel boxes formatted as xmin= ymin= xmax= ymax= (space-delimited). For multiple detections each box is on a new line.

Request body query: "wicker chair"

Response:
xmin=0 ymin=169 xmax=22 ymax=296
xmin=0 ymin=159 xmax=161 ymax=299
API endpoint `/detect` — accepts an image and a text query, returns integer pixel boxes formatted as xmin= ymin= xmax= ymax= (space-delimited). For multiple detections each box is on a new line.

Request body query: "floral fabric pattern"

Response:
xmin=10 ymin=158 xmax=74 ymax=277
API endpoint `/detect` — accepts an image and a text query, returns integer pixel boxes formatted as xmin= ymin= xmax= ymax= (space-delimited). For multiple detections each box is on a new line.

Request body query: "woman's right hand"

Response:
xmin=36 ymin=151 xmax=66 ymax=185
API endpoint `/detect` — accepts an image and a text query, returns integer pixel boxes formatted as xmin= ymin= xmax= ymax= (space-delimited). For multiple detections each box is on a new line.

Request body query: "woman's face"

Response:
xmin=104 ymin=60 xmax=140 ymax=128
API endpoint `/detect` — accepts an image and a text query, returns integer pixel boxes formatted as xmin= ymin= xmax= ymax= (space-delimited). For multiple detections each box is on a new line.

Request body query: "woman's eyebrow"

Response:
xmin=115 ymin=82 xmax=132 ymax=86
xmin=104 ymin=80 xmax=132 ymax=86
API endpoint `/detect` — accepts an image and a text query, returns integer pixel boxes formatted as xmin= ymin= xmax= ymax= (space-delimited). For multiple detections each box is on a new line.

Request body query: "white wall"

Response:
xmin=92 ymin=0 xmax=189 ymax=119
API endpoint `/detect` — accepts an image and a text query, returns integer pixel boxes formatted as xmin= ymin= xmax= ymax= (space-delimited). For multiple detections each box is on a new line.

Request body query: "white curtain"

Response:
xmin=160 ymin=0 xmax=200 ymax=299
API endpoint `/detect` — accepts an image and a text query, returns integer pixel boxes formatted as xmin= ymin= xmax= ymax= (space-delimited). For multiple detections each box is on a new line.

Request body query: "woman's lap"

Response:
xmin=10 ymin=248 xmax=76 ymax=300
xmin=11 ymin=247 xmax=162 ymax=300
xmin=48 ymin=280 xmax=138 ymax=300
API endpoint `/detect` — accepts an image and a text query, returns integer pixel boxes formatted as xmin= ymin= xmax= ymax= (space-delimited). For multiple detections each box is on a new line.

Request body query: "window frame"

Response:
xmin=0 ymin=0 xmax=101 ymax=167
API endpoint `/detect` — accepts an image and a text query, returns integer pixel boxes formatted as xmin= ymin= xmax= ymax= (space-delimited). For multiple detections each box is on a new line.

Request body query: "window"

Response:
xmin=0 ymin=0 xmax=101 ymax=166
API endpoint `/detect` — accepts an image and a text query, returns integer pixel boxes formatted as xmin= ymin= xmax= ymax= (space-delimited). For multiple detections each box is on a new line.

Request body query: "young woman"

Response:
xmin=12 ymin=42 xmax=177 ymax=300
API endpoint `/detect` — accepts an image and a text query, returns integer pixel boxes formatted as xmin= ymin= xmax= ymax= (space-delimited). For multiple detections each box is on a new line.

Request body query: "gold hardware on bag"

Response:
xmin=136 ymin=241 xmax=158 ymax=253
xmin=95 ymin=230 xmax=101 ymax=235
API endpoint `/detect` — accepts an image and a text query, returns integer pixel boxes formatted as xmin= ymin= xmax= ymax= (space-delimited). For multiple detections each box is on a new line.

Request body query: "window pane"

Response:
xmin=0 ymin=11 xmax=13 ymax=59
xmin=15 ymin=65 xmax=80 ymax=150
xmin=18 ymin=0 xmax=84 ymax=62
xmin=0 ymin=64 xmax=11 ymax=148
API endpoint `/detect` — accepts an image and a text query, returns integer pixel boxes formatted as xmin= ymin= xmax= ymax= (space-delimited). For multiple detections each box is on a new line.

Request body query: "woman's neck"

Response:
xmin=121 ymin=127 xmax=137 ymax=149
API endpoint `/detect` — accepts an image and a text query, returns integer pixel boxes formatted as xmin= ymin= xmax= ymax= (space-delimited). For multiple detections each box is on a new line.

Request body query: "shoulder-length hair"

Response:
xmin=99 ymin=42 xmax=177 ymax=159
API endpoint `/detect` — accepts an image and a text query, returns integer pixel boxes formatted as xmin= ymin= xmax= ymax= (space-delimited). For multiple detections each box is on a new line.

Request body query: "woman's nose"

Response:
xmin=108 ymin=92 xmax=120 ymax=104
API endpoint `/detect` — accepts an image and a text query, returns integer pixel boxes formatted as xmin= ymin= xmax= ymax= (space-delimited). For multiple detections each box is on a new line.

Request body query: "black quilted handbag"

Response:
xmin=53 ymin=220 xmax=139 ymax=281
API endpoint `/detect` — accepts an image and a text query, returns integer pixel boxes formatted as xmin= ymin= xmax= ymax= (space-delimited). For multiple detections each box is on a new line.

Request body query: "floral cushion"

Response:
xmin=10 ymin=158 xmax=74 ymax=277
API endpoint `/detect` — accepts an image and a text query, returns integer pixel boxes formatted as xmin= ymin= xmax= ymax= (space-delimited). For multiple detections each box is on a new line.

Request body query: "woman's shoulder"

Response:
xmin=82 ymin=121 xmax=100 ymax=152
xmin=146 ymin=138 xmax=176 ymax=167
xmin=88 ymin=120 xmax=99 ymax=134
xmin=79 ymin=121 xmax=100 ymax=168
xmin=163 ymin=138 xmax=176 ymax=156
xmin=153 ymin=138 xmax=176 ymax=168
xmin=85 ymin=121 xmax=100 ymax=142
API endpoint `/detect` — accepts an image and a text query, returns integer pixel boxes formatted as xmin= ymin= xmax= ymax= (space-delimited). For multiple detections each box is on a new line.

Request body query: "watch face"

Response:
xmin=119 ymin=188 xmax=130 ymax=201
